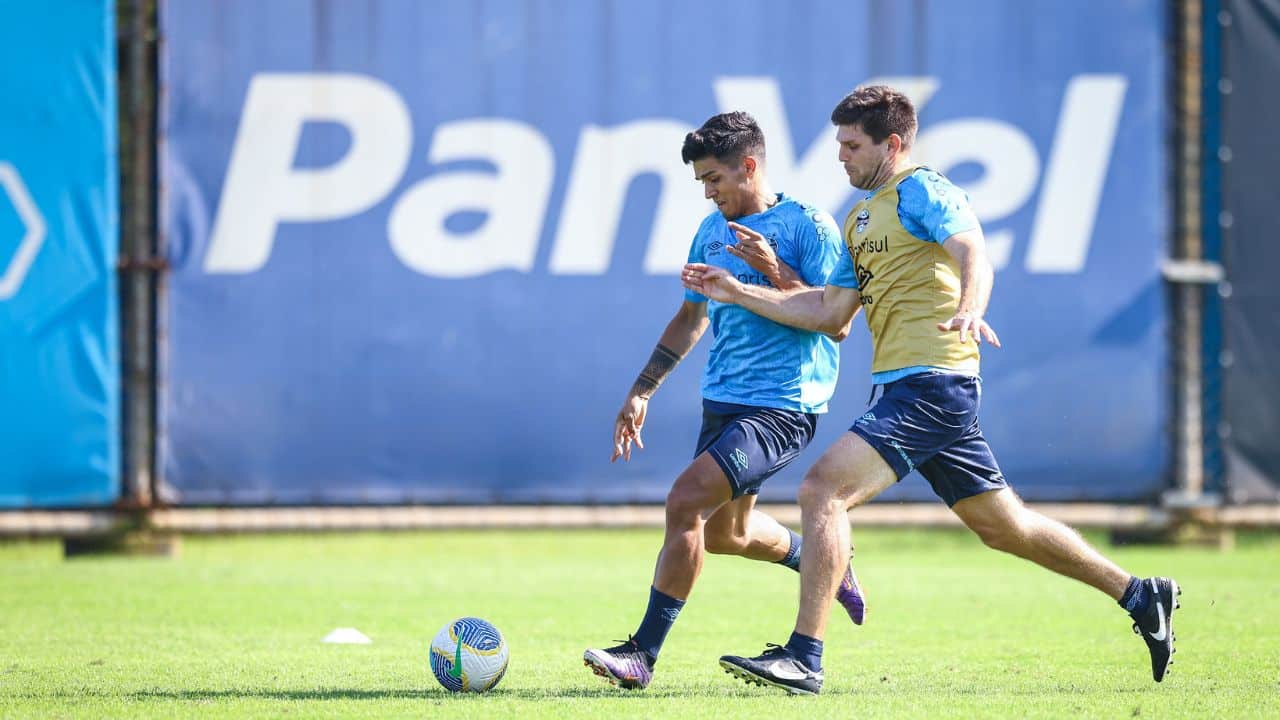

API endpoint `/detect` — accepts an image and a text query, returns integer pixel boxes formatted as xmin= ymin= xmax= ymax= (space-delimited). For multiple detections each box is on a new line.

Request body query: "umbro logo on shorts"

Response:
xmin=730 ymin=448 xmax=750 ymax=472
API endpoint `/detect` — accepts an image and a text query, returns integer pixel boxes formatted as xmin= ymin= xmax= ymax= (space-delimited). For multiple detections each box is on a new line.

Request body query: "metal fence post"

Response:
xmin=118 ymin=0 xmax=160 ymax=508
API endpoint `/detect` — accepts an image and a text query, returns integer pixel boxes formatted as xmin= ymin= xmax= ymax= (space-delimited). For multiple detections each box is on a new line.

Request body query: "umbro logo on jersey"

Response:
xmin=707 ymin=241 xmax=724 ymax=255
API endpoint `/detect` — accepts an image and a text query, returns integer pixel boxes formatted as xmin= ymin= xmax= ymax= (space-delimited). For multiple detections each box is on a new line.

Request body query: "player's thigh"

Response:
xmin=950 ymin=486 xmax=1024 ymax=539
xmin=667 ymin=451 xmax=735 ymax=516
xmin=801 ymin=431 xmax=898 ymax=507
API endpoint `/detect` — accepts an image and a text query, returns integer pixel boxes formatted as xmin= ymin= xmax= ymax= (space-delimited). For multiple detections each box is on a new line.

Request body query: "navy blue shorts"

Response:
xmin=695 ymin=400 xmax=819 ymax=499
xmin=849 ymin=371 xmax=1007 ymax=506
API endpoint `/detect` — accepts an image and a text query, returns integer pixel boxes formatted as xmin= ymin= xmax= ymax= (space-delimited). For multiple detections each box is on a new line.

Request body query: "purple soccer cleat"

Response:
xmin=836 ymin=561 xmax=868 ymax=625
xmin=583 ymin=637 xmax=654 ymax=690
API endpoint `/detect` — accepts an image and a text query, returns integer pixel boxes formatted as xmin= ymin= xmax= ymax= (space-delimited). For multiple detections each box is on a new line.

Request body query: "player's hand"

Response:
xmin=612 ymin=394 xmax=648 ymax=462
xmin=937 ymin=312 xmax=1002 ymax=347
xmin=681 ymin=263 xmax=740 ymax=303
xmin=724 ymin=222 xmax=780 ymax=278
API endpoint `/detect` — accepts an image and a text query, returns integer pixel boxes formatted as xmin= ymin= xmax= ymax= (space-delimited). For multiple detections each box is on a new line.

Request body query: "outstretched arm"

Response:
xmin=939 ymin=229 xmax=1001 ymax=347
xmin=681 ymin=263 xmax=861 ymax=338
xmin=612 ymin=300 xmax=708 ymax=462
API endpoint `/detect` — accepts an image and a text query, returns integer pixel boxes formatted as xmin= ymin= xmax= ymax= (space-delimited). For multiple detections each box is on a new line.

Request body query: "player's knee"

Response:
xmin=664 ymin=485 xmax=708 ymax=528
xmin=798 ymin=470 xmax=840 ymax=511
xmin=971 ymin=517 xmax=1026 ymax=553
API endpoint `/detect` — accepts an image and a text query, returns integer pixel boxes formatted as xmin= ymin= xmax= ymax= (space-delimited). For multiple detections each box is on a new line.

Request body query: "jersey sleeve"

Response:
xmin=897 ymin=169 xmax=979 ymax=244
xmin=826 ymin=240 xmax=859 ymax=289
xmin=684 ymin=223 xmax=709 ymax=303
xmin=794 ymin=208 xmax=844 ymax=287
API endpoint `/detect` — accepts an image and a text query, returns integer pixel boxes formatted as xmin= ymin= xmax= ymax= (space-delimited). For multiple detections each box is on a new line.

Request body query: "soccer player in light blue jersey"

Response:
xmin=583 ymin=112 xmax=867 ymax=691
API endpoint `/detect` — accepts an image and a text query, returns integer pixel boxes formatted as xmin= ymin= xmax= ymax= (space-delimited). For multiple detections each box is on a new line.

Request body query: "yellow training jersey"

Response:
xmin=833 ymin=165 xmax=980 ymax=376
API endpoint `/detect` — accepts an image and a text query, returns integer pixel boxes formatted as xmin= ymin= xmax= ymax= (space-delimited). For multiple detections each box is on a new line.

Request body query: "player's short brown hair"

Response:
xmin=830 ymin=85 xmax=917 ymax=148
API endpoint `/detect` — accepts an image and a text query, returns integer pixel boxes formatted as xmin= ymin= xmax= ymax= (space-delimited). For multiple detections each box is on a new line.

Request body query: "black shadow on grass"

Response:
xmin=115 ymin=683 xmax=838 ymax=701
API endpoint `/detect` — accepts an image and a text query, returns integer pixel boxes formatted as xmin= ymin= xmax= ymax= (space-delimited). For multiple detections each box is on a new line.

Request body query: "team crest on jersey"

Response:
xmin=854 ymin=209 xmax=870 ymax=234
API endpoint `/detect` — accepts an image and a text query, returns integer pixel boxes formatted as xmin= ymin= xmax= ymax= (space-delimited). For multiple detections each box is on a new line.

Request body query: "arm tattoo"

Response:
xmin=631 ymin=344 xmax=682 ymax=399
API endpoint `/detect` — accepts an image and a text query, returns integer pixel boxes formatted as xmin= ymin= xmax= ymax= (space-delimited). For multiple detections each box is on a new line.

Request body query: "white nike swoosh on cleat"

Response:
xmin=767 ymin=661 xmax=809 ymax=681
xmin=1147 ymin=580 xmax=1168 ymax=641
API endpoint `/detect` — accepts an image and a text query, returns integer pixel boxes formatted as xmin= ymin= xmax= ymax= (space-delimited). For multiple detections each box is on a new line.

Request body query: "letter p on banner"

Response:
xmin=204 ymin=73 xmax=412 ymax=273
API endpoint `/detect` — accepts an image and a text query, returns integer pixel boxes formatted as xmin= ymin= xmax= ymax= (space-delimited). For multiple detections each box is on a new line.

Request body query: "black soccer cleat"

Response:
xmin=719 ymin=643 xmax=823 ymax=695
xmin=1130 ymin=577 xmax=1181 ymax=682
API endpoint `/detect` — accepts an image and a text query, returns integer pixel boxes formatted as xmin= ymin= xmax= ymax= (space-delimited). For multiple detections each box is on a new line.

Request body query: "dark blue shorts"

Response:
xmin=695 ymin=400 xmax=819 ymax=499
xmin=849 ymin=371 xmax=1007 ymax=506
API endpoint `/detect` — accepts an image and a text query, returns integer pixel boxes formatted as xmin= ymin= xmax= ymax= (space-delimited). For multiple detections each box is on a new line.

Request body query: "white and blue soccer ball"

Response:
xmin=429 ymin=617 xmax=509 ymax=693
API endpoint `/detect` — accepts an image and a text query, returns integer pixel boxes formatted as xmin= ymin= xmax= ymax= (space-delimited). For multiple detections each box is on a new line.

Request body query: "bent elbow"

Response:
xmin=818 ymin=318 xmax=849 ymax=341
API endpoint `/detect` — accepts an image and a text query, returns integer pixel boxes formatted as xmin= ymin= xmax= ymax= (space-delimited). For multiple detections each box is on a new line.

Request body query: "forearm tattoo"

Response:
xmin=631 ymin=344 xmax=682 ymax=399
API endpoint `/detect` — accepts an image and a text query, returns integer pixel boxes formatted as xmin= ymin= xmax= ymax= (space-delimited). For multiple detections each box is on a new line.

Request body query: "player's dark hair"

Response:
xmin=681 ymin=111 xmax=766 ymax=165
xmin=830 ymin=85 xmax=917 ymax=148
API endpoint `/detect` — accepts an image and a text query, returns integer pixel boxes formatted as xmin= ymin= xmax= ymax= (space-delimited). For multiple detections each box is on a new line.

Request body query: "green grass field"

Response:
xmin=2 ymin=527 xmax=1278 ymax=719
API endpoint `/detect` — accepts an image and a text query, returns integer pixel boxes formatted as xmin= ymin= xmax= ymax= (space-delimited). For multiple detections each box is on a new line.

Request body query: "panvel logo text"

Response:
xmin=202 ymin=74 xmax=1126 ymax=279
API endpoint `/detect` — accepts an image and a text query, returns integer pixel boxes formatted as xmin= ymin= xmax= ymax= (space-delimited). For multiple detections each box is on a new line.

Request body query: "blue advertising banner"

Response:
xmin=0 ymin=1 xmax=119 ymax=507
xmin=160 ymin=0 xmax=1168 ymax=504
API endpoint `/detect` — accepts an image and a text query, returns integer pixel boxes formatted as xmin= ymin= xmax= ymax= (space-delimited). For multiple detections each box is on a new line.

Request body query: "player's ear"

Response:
xmin=886 ymin=134 xmax=903 ymax=154
xmin=742 ymin=155 xmax=757 ymax=176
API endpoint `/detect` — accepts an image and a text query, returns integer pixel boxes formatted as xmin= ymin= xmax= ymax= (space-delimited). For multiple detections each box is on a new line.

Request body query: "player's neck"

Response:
xmin=868 ymin=156 xmax=914 ymax=192
xmin=742 ymin=186 xmax=778 ymax=216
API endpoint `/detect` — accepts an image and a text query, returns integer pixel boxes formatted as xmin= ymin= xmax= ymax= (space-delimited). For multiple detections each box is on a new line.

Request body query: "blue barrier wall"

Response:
xmin=0 ymin=1 xmax=119 ymax=507
xmin=160 ymin=0 xmax=1169 ymax=504
xmin=1220 ymin=0 xmax=1280 ymax=501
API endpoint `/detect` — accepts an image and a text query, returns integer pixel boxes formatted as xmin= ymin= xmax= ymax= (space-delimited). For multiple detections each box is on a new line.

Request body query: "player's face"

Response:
xmin=692 ymin=156 xmax=755 ymax=220
xmin=836 ymin=124 xmax=891 ymax=190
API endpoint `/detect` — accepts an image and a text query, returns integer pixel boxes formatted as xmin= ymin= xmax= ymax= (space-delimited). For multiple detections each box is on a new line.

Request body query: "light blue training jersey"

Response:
xmin=685 ymin=193 xmax=844 ymax=413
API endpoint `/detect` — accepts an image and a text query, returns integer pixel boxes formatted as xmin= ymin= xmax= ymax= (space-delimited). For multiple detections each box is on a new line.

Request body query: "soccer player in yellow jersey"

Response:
xmin=683 ymin=86 xmax=1180 ymax=695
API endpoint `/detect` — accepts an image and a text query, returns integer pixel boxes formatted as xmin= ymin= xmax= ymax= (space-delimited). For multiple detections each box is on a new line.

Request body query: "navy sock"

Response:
xmin=785 ymin=631 xmax=823 ymax=673
xmin=632 ymin=586 xmax=685 ymax=662
xmin=775 ymin=529 xmax=802 ymax=572
xmin=1119 ymin=576 xmax=1150 ymax=616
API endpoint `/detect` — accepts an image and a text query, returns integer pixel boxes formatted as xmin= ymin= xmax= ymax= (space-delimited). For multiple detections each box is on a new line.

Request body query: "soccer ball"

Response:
xmin=429 ymin=617 xmax=509 ymax=693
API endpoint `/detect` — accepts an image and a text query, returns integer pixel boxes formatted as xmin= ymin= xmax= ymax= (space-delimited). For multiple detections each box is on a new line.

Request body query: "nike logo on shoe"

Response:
xmin=1147 ymin=580 xmax=1168 ymax=641
xmin=768 ymin=661 xmax=809 ymax=681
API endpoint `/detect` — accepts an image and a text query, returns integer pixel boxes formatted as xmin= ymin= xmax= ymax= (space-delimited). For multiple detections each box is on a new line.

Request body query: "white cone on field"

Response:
xmin=323 ymin=627 xmax=372 ymax=644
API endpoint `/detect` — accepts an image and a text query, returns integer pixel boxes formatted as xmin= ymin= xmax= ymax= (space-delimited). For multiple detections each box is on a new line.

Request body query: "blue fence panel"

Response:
xmin=160 ymin=0 xmax=1168 ymax=504
xmin=0 ymin=1 xmax=120 ymax=507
